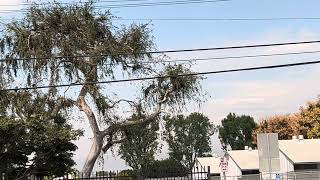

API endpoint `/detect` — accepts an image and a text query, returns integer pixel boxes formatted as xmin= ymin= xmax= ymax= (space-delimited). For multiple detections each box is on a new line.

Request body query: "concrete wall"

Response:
xmin=225 ymin=157 xmax=242 ymax=180
xmin=279 ymin=150 xmax=294 ymax=173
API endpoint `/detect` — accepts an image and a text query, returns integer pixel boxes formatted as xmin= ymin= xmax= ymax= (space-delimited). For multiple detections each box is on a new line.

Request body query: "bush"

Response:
xmin=141 ymin=159 xmax=189 ymax=178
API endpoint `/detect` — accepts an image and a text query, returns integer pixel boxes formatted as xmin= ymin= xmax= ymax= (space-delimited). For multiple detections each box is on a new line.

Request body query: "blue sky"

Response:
xmin=1 ymin=0 xmax=320 ymax=172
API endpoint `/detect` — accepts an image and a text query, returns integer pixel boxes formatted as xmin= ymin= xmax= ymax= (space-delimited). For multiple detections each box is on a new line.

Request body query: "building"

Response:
xmin=194 ymin=156 xmax=221 ymax=177
xmin=223 ymin=136 xmax=320 ymax=180
xmin=192 ymin=136 xmax=320 ymax=179
xmin=225 ymin=149 xmax=260 ymax=180
xmin=279 ymin=136 xmax=320 ymax=172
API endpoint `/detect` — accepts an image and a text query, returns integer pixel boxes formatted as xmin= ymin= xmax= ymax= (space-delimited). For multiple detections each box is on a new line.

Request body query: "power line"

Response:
xmin=3 ymin=16 xmax=320 ymax=21
xmin=117 ymin=17 xmax=320 ymax=21
xmin=1 ymin=40 xmax=320 ymax=62
xmin=94 ymin=0 xmax=231 ymax=8
xmin=0 ymin=0 xmax=232 ymax=7
xmin=165 ymin=50 xmax=320 ymax=63
xmin=0 ymin=0 xmax=184 ymax=7
xmin=0 ymin=0 xmax=230 ymax=13
xmin=1 ymin=59 xmax=320 ymax=91
xmin=3 ymin=50 xmax=320 ymax=70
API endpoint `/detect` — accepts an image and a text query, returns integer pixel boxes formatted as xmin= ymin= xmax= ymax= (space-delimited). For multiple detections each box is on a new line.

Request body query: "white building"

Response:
xmin=279 ymin=137 xmax=320 ymax=172
xmin=193 ymin=137 xmax=320 ymax=180
xmin=223 ymin=137 xmax=320 ymax=179
xmin=194 ymin=156 xmax=221 ymax=177
xmin=225 ymin=149 xmax=260 ymax=180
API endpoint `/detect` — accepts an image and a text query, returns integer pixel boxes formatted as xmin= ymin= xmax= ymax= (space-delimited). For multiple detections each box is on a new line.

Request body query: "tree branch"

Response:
xmin=108 ymin=99 xmax=138 ymax=109
xmin=102 ymin=136 xmax=125 ymax=153
xmin=101 ymin=88 xmax=172 ymax=137
xmin=76 ymin=86 xmax=101 ymax=135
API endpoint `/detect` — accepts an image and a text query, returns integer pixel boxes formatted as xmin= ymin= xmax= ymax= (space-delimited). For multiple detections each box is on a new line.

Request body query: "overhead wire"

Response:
xmin=2 ymin=49 xmax=320 ymax=71
xmin=3 ymin=17 xmax=320 ymax=22
xmin=0 ymin=0 xmax=230 ymax=13
xmin=1 ymin=59 xmax=320 ymax=91
xmin=117 ymin=17 xmax=320 ymax=21
xmin=1 ymin=40 xmax=320 ymax=62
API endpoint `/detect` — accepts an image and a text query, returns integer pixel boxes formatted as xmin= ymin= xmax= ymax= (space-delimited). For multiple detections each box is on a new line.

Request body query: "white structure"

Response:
xmin=194 ymin=156 xmax=221 ymax=176
xmin=192 ymin=136 xmax=320 ymax=180
xmin=223 ymin=136 xmax=320 ymax=179
xmin=225 ymin=149 xmax=260 ymax=179
xmin=279 ymin=138 xmax=320 ymax=172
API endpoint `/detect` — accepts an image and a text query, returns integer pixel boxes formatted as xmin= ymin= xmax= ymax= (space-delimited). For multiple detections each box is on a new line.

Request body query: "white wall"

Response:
xmin=279 ymin=150 xmax=294 ymax=173
xmin=225 ymin=157 xmax=241 ymax=180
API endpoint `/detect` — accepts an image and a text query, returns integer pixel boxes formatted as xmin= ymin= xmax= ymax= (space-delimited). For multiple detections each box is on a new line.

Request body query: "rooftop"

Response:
xmin=279 ymin=138 xmax=320 ymax=164
xmin=196 ymin=156 xmax=221 ymax=173
xmin=227 ymin=150 xmax=259 ymax=170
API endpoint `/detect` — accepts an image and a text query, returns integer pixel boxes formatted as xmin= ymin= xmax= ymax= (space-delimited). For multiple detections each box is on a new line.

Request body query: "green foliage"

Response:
xmin=253 ymin=114 xmax=298 ymax=144
xmin=298 ymin=97 xmax=320 ymax=138
xmin=164 ymin=112 xmax=214 ymax=170
xmin=0 ymin=2 xmax=204 ymax=176
xmin=0 ymin=92 xmax=82 ymax=179
xmin=143 ymin=64 xmax=204 ymax=110
xmin=0 ymin=116 xmax=81 ymax=179
xmin=219 ymin=113 xmax=257 ymax=150
xmin=142 ymin=159 xmax=188 ymax=178
xmin=119 ymin=114 xmax=159 ymax=171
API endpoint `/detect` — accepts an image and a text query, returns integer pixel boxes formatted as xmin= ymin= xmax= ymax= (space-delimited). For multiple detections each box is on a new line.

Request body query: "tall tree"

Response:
xmin=119 ymin=114 xmax=159 ymax=172
xmin=164 ymin=113 xmax=214 ymax=170
xmin=0 ymin=2 xmax=203 ymax=177
xmin=219 ymin=113 xmax=257 ymax=150
xmin=0 ymin=97 xmax=81 ymax=179
xmin=298 ymin=97 xmax=320 ymax=138
xmin=253 ymin=114 xmax=299 ymax=143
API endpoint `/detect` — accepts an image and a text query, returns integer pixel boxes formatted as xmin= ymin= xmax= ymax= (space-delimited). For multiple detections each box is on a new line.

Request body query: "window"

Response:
xmin=242 ymin=170 xmax=260 ymax=175
xmin=210 ymin=173 xmax=220 ymax=177
xmin=294 ymin=164 xmax=318 ymax=170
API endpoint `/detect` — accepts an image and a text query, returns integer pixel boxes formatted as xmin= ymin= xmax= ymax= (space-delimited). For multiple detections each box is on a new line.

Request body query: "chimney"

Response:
xmin=292 ymin=135 xmax=297 ymax=140
xmin=244 ymin=146 xmax=249 ymax=150
xmin=298 ymin=135 xmax=304 ymax=141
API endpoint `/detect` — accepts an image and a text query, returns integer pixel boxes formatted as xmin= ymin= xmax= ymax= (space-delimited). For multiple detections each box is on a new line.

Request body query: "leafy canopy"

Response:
xmin=254 ymin=97 xmax=320 ymax=141
xmin=0 ymin=1 xmax=204 ymax=176
xmin=253 ymin=114 xmax=298 ymax=144
xmin=0 ymin=116 xmax=81 ymax=179
xmin=164 ymin=112 xmax=214 ymax=170
xmin=219 ymin=113 xmax=257 ymax=150
xmin=118 ymin=114 xmax=159 ymax=171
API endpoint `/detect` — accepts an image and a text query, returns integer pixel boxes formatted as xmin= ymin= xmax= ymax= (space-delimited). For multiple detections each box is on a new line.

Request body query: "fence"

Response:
xmin=3 ymin=167 xmax=320 ymax=180
xmin=0 ymin=165 xmax=210 ymax=180
xmin=220 ymin=171 xmax=320 ymax=180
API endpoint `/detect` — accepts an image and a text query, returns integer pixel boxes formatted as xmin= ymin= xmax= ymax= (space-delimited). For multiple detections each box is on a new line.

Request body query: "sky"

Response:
xmin=1 ymin=0 xmax=320 ymax=172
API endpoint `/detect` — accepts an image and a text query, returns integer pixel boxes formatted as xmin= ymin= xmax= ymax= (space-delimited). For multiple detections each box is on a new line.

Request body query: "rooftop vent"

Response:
xmin=298 ymin=135 xmax=304 ymax=141
xmin=292 ymin=135 xmax=297 ymax=140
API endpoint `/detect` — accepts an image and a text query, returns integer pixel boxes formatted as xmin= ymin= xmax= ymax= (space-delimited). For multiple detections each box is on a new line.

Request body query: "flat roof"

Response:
xmin=279 ymin=139 xmax=320 ymax=164
xmin=196 ymin=157 xmax=221 ymax=173
xmin=227 ymin=150 xmax=259 ymax=170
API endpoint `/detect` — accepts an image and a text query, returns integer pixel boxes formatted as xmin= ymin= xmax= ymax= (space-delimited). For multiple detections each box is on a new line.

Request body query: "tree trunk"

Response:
xmin=82 ymin=136 xmax=103 ymax=177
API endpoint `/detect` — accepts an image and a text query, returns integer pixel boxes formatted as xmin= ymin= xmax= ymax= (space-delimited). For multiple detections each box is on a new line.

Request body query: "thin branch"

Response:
xmin=101 ymin=88 xmax=172 ymax=137
xmin=108 ymin=99 xmax=137 ymax=108
xmin=102 ymin=136 xmax=125 ymax=153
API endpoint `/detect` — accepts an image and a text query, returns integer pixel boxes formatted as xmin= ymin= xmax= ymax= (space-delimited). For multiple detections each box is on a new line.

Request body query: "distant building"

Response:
xmin=224 ymin=136 xmax=320 ymax=179
xmin=193 ymin=136 xmax=320 ymax=180
xmin=279 ymin=136 xmax=320 ymax=172
xmin=226 ymin=149 xmax=260 ymax=180
xmin=194 ymin=156 xmax=221 ymax=176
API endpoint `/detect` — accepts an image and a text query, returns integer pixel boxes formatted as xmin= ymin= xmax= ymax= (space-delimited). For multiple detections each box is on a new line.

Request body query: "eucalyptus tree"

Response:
xmin=0 ymin=2 xmax=203 ymax=177
xmin=164 ymin=113 xmax=214 ymax=170
xmin=119 ymin=114 xmax=159 ymax=173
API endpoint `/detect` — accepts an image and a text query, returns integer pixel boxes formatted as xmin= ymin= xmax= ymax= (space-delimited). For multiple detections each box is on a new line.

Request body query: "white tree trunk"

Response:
xmin=82 ymin=136 xmax=103 ymax=177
